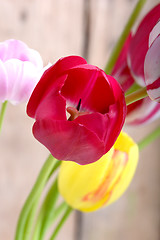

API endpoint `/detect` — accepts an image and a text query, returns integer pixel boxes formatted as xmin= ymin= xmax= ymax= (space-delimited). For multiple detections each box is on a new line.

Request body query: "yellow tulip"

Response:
xmin=58 ymin=132 xmax=139 ymax=212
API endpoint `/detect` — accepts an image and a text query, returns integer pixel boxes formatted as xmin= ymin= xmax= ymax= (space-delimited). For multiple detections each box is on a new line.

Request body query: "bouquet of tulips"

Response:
xmin=0 ymin=1 xmax=160 ymax=239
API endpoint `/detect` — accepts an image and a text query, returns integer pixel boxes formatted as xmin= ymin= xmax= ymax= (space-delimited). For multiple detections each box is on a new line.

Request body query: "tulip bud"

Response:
xmin=58 ymin=132 xmax=138 ymax=212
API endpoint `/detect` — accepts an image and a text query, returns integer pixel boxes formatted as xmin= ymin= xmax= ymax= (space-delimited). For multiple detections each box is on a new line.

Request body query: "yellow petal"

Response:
xmin=58 ymin=132 xmax=139 ymax=212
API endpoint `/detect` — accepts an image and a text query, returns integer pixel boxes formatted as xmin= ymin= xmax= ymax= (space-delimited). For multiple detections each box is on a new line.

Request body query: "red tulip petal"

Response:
xmin=74 ymin=112 xmax=109 ymax=141
xmin=33 ymin=118 xmax=105 ymax=165
xmin=27 ymin=56 xmax=87 ymax=118
xmin=74 ymin=100 xmax=126 ymax=154
xmin=128 ymin=4 xmax=160 ymax=86
xmin=34 ymin=74 xmax=67 ymax=121
xmin=61 ymin=65 xmax=116 ymax=113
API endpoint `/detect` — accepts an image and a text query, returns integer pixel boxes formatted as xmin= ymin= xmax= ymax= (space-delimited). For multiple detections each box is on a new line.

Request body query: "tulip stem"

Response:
xmin=24 ymin=160 xmax=61 ymax=240
xmin=49 ymin=205 xmax=73 ymax=240
xmin=104 ymin=0 xmax=147 ymax=74
xmin=14 ymin=154 xmax=60 ymax=240
xmin=138 ymin=126 xmax=160 ymax=151
xmin=125 ymin=87 xmax=148 ymax=106
xmin=0 ymin=101 xmax=8 ymax=133
xmin=32 ymin=178 xmax=59 ymax=240
xmin=125 ymin=83 xmax=141 ymax=96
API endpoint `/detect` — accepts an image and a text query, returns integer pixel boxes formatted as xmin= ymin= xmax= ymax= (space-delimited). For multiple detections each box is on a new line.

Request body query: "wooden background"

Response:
xmin=0 ymin=0 xmax=160 ymax=239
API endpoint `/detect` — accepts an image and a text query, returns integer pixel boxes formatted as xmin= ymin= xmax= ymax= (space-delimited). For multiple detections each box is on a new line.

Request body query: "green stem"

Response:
xmin=125 ymin=83 xmax=141 ymax=96
xmin=24 ymin=200 xmax=40 ymax=240
xmin=138 ymin=126 xmax=160 ymax=151
xmin=0 ymin=101 xmax=8 ymax=133
xmin=104 ymin=0 xmax=147 ymax=74
xmin=33 ymin=178 xmax=59 ymax=240
xmin=25 ymin=161 xmax=61 ymax=240
xmin=125 ymin=87 xmax=148 ymax=106
xmin=33 ymin=202 xmax=67 ymax=240
xmin=49 ymin=206 xmax=73 ymax=240
xmin=49 ymin=202 xmax=69 ymax=227
xmin=14 ymin=154 xmax=59 ymax=240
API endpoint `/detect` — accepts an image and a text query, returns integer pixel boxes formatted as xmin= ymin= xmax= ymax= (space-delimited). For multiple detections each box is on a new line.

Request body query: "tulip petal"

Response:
xmin=33 ymin=118 xmax=105 ymax=165
xmin=0 ymin=60 xmax=7 ymax=102
xmin=149 ymin=20 xmax=160 ymax=47
xmin=0 ymin=39 xmax=43 ymax=69
xmin=144 ymin=35 xmax=160 ymax=102
xmin=61 ymin=66 xmax=115 ymax=113
xmin=27 ymin=56 xmax=87 ymax=118
xmin=128 ymin=4 xmax=160 ymax=86
xmin=58 ymin=132 xmax=138 ymax=212
xmin=58 ymin=148 xmax=114 ymax=211
xmin=4 ymin=59 xmax=41 ymax=104
xmin=103 ymin=132 xmax=138 ymax=206
xmin=34 ymin=74 xmax=67 ymax=121
xmin=73 ymin=112 xmax=109 ymax=141
xmin=126 ymin=97 xmax=160 ymax=125
xmin=74 ymin=110 xmax=125 ymax=154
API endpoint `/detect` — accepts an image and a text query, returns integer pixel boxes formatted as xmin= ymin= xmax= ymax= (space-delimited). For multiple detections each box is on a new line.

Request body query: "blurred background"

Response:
xmin=0 ymin=0 xmax=160 ymax=239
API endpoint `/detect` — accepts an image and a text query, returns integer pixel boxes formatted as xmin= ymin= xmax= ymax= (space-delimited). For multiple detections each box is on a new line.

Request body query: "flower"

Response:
xmin=144 ymin=21 xmax=160 ymax=102
xmin=111 ymin=6 xmax=160 ymax=125
xmin=58 ymin=132 xmax=139 ymax=212
xmin=0 ymin=39 xmax=43 ymax=104
xmin=27 ymin=56 xmax=126 ymax=165
xmin=112 ymin=46 xmax=160 ymax=125
xmin=128 ymin=3 xmax=160 ymax=87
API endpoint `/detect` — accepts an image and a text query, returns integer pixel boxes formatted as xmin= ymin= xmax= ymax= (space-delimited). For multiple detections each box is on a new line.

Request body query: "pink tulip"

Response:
xmin=0 ymin=39 xmax=43 ymax=104
xmin=27 ymin=56 xmax=126 ymax=165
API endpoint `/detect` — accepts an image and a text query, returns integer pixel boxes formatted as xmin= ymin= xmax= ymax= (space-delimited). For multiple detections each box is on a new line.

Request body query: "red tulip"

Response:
xmin=27 ymin=56 xmax=126 ymax=165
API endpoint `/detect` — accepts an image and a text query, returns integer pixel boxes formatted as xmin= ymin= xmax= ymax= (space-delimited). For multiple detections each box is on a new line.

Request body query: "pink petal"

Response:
xmin=4 ymin=59 xmax=41 ymax=104
xmin=144 ymin=35 xmax=160 ymax=102
xmin=0 ymin=60 xmax=7 ymax=102
xmin=27 ymin=56 xmax=87 ymax=118
xmin=149 ymin=20 xmax=160 ymax=47
xmin=33 ymin=118 xmax=105 ymax=165
xmin=0 ymin=39 xmax=43 ymax=69
xmin=128 ymin=4 xmax=160 ymax=86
